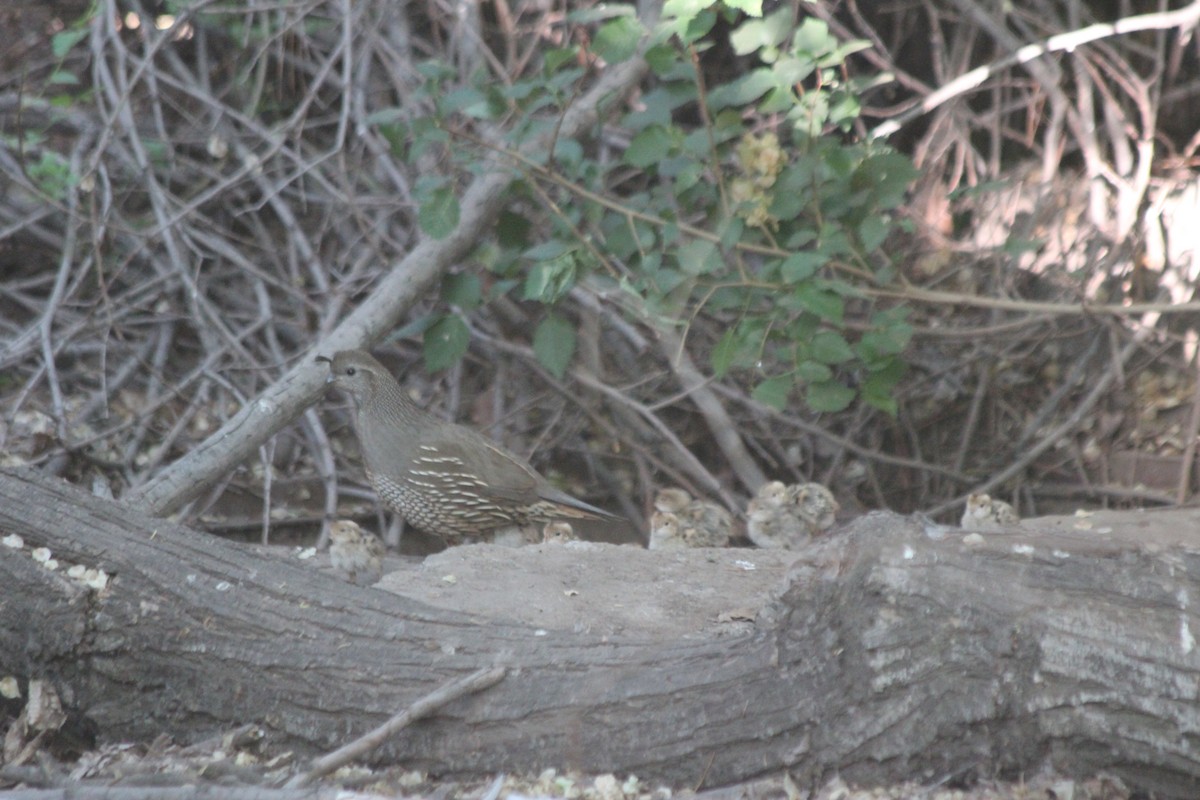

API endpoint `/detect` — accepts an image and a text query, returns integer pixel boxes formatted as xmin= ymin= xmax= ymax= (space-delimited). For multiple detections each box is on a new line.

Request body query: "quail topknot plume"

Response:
xmin=319 ymin=350 xmax=619 ymax=544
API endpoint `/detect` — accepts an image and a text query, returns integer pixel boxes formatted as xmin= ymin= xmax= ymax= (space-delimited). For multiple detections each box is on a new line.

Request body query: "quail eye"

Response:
xmin=344 ymin=367 xmax=356 ymax=376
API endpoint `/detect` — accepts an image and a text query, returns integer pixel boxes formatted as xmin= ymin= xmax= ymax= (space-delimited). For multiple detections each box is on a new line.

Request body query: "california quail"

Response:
xmin=746 ymin=480 xmax=838 ymax=549
xmin=961 ymin=492 xmax=1020 ymax=531
xmin=789 ymin=482 xmax=840 ymax=534
xmin=653 ymin=487 xmax=732 ymax=548
xmin=319 ymin=350 xmax=619 ymax=544
xmin=747 ymin=481 xmax=806 ymax=549
xmin=648 ymin=510 xmax=686 ymax=550
xmin=328 ymin=519 xmax=385 ymax=585
xmin=541 ymin=521 xmax=578 ymax=544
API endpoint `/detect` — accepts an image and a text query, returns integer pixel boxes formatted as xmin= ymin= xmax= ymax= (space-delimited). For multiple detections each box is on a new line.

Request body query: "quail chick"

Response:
xmin=746 ymin=481 xmax=808 ymax=550
xmin=789 ymin=482 xmax=840 ymax=535
xmin=960 ymin=492 xmax=1020 ymax=531
xmin=542 ymin=521 xmax=579 ymax=544
xmin=328 ymin=520 xmax=385 ymax=585
xmin=648 ymin=510 xmax=687 ymax=550
xmin=653 ymin=487 xmax=692 ymax=514
xmin=653 ymin=487 xmax=733 ymax=548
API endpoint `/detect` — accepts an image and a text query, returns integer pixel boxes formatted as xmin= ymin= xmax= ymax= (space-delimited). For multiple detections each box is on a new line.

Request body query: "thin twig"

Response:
xmin=871 ymin=1 xmax=1200 ymax=139
xmin=285 ymin=666 xmax=507 ymax=788
xmin=930 ymin=327 xmax=1146 ymax=516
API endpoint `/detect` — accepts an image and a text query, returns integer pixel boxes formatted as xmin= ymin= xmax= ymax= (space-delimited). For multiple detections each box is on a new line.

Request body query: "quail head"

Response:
xmin=789 ymin=482 xmax=840 ymax=534
xmin=746 ymin=480 xmax=817 ymax=550
xmin=319 ymin=350 xmax=620 ymax=545
xmin=961 ymin=492 xmax=1020 ymax=531
xmin=541 ymin=521 xmax=579 ymax=544
xmin=328 ymin=519 xmax=385 ymax=585
xmin=653 ymin=487 xmax=732 ymax=548
xmin=648 ymin=510 xmax=687 ymax=550
xmin=653 ymin=487 xmax=692 ymax=514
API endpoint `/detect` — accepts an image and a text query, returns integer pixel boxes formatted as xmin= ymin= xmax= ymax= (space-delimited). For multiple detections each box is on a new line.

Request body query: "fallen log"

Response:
xmin=1 ymin=468 xmax=1199 ymax=797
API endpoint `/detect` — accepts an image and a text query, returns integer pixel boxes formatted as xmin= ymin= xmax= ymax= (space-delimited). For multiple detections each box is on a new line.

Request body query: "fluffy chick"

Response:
xmin=328 ymin=520 xmax=385 ymax=585
xmin=746 ymin=481 xmax=808 ymax=550
xmin=542 ymin=521 xmax=579 ymax=544
xmin=789 ymin=482 xmax=840 ymax=534
xmin=960 ymin=492 xmax=1020 ymax=531
xmin=653 ymin=487 xmax=692 ymax=514
xmin=653 ymin=487 xmax=733 ymax=548
xmin=648 ymin=510 xmax=687 ymax=550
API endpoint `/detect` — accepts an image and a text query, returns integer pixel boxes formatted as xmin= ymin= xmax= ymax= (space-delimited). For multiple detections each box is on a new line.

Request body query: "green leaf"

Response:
xmin=809 ymin=331 xmax=854 ymax=364
xmin=792 ymin=18 xmax=837 ymax=57
xmin=793 ymin=284 xmax=844 ymax=323
xmin=861 ymin=358 xmax=906 ymax=415
xmin=533 ymin=315 xmax=577 ymax=379
xmin=625 ymin=125 xmax=675 ymax=168
xmin=752 ymin=375 xmax=794 ymax=410
xmin=863 ymin=391 xmax=897 ymax=416
xmin=662 ymin=0 xmax=717 ymax=43
xmin=857 ymin=215 xmax=889 ymax=251
xmin=524 ymin=239 xmax=575 ymax=261
xmin=795 ymin=360 xmax=832 ymax=382
xmin=711 ymin=328 xmax=739 ymax=378
xmin=644 ymin=44 xmax=677 ymax=76
xmin=675 ymin=238 xmax=721 ymax=276
xmin=524 ymin=251 xmax=577 ymax=303
xmin=441 ymin=272 xmax=481 ymax=310
xmin=857 ymin=322 xmax=912 ymax=362
xmin=779 ymin=252 xmax=824 ymax=282
xmin=730 ymin=6 xmax=792 ymax=55
xmin=723 ymin=0 xmax=763 ymax=15
xmin=544 ymin=47 xmax=579 ymax=72
xmin=708 ymin=68 xmax=778 ymax=110
xmin=551 ymin=137 xmax=584 ymax=166
xmin=806 ymin=380 xmax=855 ymax=412
xmin=441 ymin=87 xmax=491 ymax=118
xmin=719 ymin=218 xmax=744 ymax=252
xmin=48 ymin=70 xmax=80 ymax=86
xmin=52 ymin=28 xmax=88 ymax=58
xmin=423 ymin=315 xmax=470 ymax=372
xmin=417 ymin=182 xmax=460 ymax=239
xmin=860 ymin=152 xmax=918 ymax=208
xmin=593 ymin=16 xmax=643 ymax=63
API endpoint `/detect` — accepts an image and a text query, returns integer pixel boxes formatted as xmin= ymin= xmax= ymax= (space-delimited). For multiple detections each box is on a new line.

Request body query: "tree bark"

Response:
xmin=2 ymin=468 xmax=1200 ymax=798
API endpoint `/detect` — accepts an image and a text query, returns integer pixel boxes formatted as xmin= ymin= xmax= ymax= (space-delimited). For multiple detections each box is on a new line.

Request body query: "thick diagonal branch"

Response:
xmin=126 ymin=59 xmax=650 ymax=516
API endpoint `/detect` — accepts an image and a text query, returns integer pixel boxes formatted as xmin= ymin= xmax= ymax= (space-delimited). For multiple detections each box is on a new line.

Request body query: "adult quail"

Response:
xmin=961 ymin=492 xmax=1020 ymax=531
xmin=319 ymin=350 xmax=619 ymax=544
